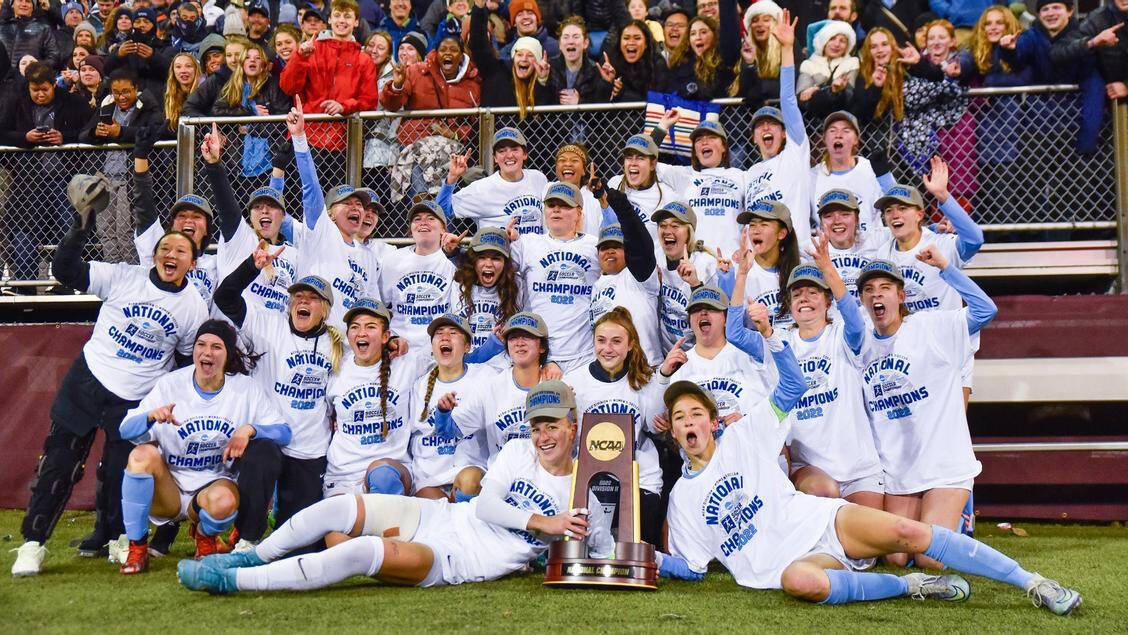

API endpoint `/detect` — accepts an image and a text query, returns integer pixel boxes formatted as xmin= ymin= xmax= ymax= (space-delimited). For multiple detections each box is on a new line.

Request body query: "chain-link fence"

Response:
xmin=0 ymin=86 xmax=1121 ymax=289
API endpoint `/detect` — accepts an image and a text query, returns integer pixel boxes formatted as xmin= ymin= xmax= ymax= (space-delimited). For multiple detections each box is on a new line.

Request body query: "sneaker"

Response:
xmin=120 ymin=541 xmax=149 ymax=575
xmin=231 ymin=539 xmax=257 ymax=554
xmin=177 ymin=560 xmax=238 ymax=594
xmin=1025 ymin=574 xmax=1082 ymax=616
xmin=200 ymin=548 xmax=265 ymax=570
xmin=148 ymin=522 xmax=180 ymax=557
xmin=904 ymin=572 xmax=971 ymax=602
xmin=107 ymin=534 xmax=130 ymax=564
xmin=76 ymin=530 xmax=110 ymax=558
xmin=11 ymin=541 xmax=46 ymax=577
xmin=189 ymin=523 xmax=221 ymax=559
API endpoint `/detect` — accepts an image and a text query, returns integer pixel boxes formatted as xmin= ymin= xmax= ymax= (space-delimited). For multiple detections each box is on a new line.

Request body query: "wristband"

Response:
xmin=764 ymin=330 xmax=786 ymax=353
xmin=292 ymin=134 xmax=309 ymax=153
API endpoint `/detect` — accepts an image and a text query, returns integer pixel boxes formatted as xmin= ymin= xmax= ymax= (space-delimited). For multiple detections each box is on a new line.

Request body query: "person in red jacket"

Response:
xmin=380 ymin=33 xmax=482 ymax=147
xmin=280 ymin=0 xmax=378 ymax=169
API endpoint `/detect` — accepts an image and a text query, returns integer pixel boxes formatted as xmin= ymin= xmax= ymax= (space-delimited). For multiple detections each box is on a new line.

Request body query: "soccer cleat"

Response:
xmin=1025 ymin=574 xmax=1082 ymax=616
xmin=178 ymin=560 xmax=238 ymax=594
xmin=107 ymin=535 xmax=130 ymax=564
xmin=189 ymin=523 xmax=221 ymax=559
xmin=148 ymin=522 xmax=180 ymax=557
xmin=200 ymin=548 xmax=265 ymax=571
xmin=11 ymin=541 xmax=46 ymax=577
xmin=120 ymin=541 xmax=150 ymax=575
xmin=904 ymin=572 xmax=971 ymax=602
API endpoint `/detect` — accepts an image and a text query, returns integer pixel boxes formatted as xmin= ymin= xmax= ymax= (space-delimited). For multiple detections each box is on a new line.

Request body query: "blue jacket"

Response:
xmin=929 ymin=0 xmax=993 ymax=28
xmin=1001 ymin=19 xmax=1105 ymax=155
xmin=377 ymin=14 xmax=421 ymax=51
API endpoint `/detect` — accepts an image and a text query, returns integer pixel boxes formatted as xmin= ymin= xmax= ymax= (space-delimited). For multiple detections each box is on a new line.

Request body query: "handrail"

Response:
xmin=0 ymin=139 xmax=176 ymax=153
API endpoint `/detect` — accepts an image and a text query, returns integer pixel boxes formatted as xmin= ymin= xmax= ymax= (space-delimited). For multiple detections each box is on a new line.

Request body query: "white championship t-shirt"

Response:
xmin=83 ymin=261 xmax=208 ymax=400
xmin=742 ymin=260 xmax=794 ymax=331
xmin=744 ymin=136 xmax=814 ymax=254
xmin=408 ymin=363 xmax=496 ymax=490
xmin=875 ymin=229 xmax=965 ymax=314
xmin=325 ymin=351 xmax=434 ymax=482
xmin=510 ymin=232 xmax=600 ymax=365
xmin=809 ymin=158 xmax=883 ymax=239
xmin=658 ymin=252 xmax=719 ymax=352
xmin=453 ymin=170 xmax=548 ymax=236
xmin=450 ymin=283 xmax=524 ymax=373
xmin=564 ymin=365 xmax=664 ymax=494
xmin=589 ymin=269 xmax=663 ymax=366
xmin=293 ymin=209 xmax=381 ymax=331
xmin=136 ymin=223 xmax=219 ymax=309
xmin=784 ymin=321 xmax=882 ymax=483
xmin=667 ymin=343 xmax=770 ymax=421
xmin=860 ymin=309 xmax=982 ymax=494
xmin=379 ymin=246 xmax=456 ymax=350
xmin=448 ymin=368 xmax=533 ymax=460
xmin=125 ymin=367 xmax=286 ymax=493
xmin=217 ymin=221 xmax=299 ymax=316
xmin=656 ymin=163 xmax=746 ymax=257
xmin=667 ymin=398 xmax=845 ymax=588
xmin=607 ymin=176 xmax=667 ymax=245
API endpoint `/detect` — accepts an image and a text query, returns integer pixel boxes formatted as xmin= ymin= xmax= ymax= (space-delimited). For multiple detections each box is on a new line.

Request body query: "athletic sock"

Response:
xmin=821 ymin=569 xmax=909 ymax=604
xmin=254 ymin=494 xmax=357 ymax=563
xmin=367 ymin=464 xmax=405 ymax=495
xmin=236 ymin=535 xmax=384 ymax=591
xmin=923 ymin=524 xmax=1034 ymax=589
xmin=453 ymin=489 xmax=476 ymax=503
xmin=198 ymin=508 xmax=237 ymax=536
xmin=121 ymin=470 xmax=154 ymax=542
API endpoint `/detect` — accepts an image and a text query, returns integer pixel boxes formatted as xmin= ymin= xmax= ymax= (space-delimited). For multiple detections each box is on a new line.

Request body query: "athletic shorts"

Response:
xmin=801 ymin=502 xmax=875 ymax=571
xmin=150 ymin=477 xmax=235 ymax=525
xmin=839 ymin=473 xmax=885 ymax=498
xmin=885 ymin=477 xmax=974 ymax=496
xmin=323 ymin=471 xmax=365 ymax=498
xmin=411 ymin=499 xmax=526 ymax=587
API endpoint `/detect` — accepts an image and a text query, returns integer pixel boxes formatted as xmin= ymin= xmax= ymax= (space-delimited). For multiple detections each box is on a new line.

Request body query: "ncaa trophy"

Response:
xmin=544 ymin=412 xmax=657 ymax=589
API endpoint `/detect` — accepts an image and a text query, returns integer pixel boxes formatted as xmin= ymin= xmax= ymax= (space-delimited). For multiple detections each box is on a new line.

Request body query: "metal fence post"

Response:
xmin=176 ymin=122 xmax=195 ymax=197
xmin=346 ymin=115 xmax=364 ymax=185
xmin=478 ymin=109 xmax=495 ymax=174
xmin=1115 ymin=98 xmax=1128 ymax=293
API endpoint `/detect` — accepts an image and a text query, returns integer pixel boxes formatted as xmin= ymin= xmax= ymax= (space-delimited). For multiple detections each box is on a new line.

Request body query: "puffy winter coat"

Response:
xmin=279 ymin=36 xmax=379 ymax=150
xmin=380 ymin=49 xmax=481 ymax=145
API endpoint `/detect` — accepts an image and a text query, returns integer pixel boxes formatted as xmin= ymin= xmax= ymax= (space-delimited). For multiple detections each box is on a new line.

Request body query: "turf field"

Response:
xmin=2 ymin=510 xmax=1125 ymax=633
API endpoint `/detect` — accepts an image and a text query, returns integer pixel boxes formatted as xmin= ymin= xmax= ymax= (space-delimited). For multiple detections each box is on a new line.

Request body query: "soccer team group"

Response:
xmin=9 ymin=43 xmax=1082 ymax=616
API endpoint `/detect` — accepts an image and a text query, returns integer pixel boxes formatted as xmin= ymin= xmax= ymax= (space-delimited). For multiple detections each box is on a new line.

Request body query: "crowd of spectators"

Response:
xmin=0 ymin=0 xmax=1125 ymax=289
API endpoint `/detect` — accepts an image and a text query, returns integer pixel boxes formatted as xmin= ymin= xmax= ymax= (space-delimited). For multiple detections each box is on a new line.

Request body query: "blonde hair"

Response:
xmin=512 ymin=66 xmax=538 ymax=120
xmin=688 ymin=16 xmax=722 ymax=88
xmin=753 ymin=17 xmax=782 ymax=79
xmin=325 ymin=323 xmax=344 ymax=373
xmin=164 ymin=52 xmax=201 ymax=132
xmin=972 ymin=6 xmax=1019 ymax=75
xmin=220 ymin=42 xmax=270 ymax=108
xmin=859 ymin=27 xmax=905 ymax=121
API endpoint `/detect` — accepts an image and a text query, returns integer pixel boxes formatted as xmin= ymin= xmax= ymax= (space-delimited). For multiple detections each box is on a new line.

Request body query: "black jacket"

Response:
xmin=858 ymin=0 xmax=930 ymax=46
xmin=78 ymin=88 xmax=163 ymax=144
xmin=469 ymin=6 xmax=554 ymax=108
xmin=546 ymin=53 xmax=612 ymax=104
xmin=0 ymin=78 xmax=92 ymax=146
xmin=183 ymin=71 xmax=292 ymax=117
xmin=1052 ymin=2 xmax=1128 ymax=84
xmin=0 ymin=14 xmax=60 ymax=71
xmin=104 ymin=38 xmax=172 ymax=100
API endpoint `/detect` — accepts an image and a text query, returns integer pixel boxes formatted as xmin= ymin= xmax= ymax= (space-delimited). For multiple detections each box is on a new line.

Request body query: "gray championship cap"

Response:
xmin=246 ymin=186 xmax=284 ymax=211
xmin=622 ymin=133 xmax=660 ymax=158
xmin=751 ymin=105 xmax=784 ymax=128
xmin=525 ymin=379 xmax=577 ymax=421
xmin=492 ymin=126 xmax=528 ymax=150
xmin=324 ymin=184 xmax=371 ymax=208
xmin=823 ymin=109 xmax=860 ymax=134
xmin=427 ymin=313 xmax=473 ymax=339
xmin=786 ymin=263 xmax=830 ymax=291
xmin=469 ymin=226 xmax=510 ymax=257
xmin=874 ymin=184 xmax=925 ymax=211
xmin=663 ymin=380 xmax=719 ymax=418
xmin=343 ymin=297 xmax=392 ymax=324
xmin=651 ymin=200 xmax=697 ymax=228
xmin=288 ymin=275 xmax=334 ymax=306
xmin=689 ymin=120 xmax=727 ymax=142
xmin=171 ymin=194 xmax=214 ymax=220
xmin=737 ymin=199 xmax=793 ymax=232
xmin=815 ymin=188 xmax=860 ymax=216
xmin=856 ymin=259 xmax=905 ymax=290
xmin=543 ymin=181 xmax=582 ymax=207
xmin=687 ymin=284 xmax=729 ymax=312
xmin=597 ymin=224 xmax=625 ymax=247
xmin=409 ymin=198 xmax=446 ymax=223
xmin=503 ymin=311 xmax=548 ymax=338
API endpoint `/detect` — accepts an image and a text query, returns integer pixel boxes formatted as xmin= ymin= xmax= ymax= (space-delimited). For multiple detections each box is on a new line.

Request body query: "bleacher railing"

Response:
xmin=1 ymin=85 xmax=1125 ymax=291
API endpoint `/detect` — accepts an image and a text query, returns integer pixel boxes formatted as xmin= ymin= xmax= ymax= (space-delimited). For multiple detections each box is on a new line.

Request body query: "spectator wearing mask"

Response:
xmin=662 ymin=0 xmax=739 ymax=102
xmin=381 ymin=31 xmax=480 ymax=146
xmin=605 ymin=18 xmax=664 ymax=102
xmin=79 ymin=68 xmax=161 ymax=264
xmin=500 ymin=0 xmax=558 ymax=60
xmin=169 ymin=0 xmax=211 ymax=54
xmin=547 ymin=15 xmax=613 ymax=104
xmin=104 ymin=7 xmax=170 ymax=98
xmin=468 ymin=0 xmax=553 ymax=114
xmin=798 ymin=19 xmax=859 ymax=117
xmin=858 ymin=0 xmax=930 ymax=46
xmin=1052 ymin=0 xmax=1128 ymax=101
xmin=929 ymin=0 xmax=993 ymax=46
xmin=377 ymin=0 xmax=420 ymax=50
xmin=0 ymin=0 xmax=61 ymax=73
xmin=0 ymin=61 xmax=91 ymax=291
xmin=1000 ymin=0 xmax=1104 ymax=154
xmin=280 ymin=0 xmax=379 ymax=156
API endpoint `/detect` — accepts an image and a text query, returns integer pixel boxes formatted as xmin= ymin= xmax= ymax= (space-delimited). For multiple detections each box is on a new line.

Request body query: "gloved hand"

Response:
xmin=133 ymin=125 xmax=158 ymax=160
xmin=656 ymin=551 xmax=704 ymax=581
xmin=870 ymin=146 xmax=893 ymax=179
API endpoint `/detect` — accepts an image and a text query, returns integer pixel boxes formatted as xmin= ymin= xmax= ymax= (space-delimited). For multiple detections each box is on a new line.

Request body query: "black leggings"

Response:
xmin=233 ymin=444 xmax=325 ymax=544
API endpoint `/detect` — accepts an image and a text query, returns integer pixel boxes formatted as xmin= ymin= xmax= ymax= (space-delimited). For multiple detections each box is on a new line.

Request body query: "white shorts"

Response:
xmin=149 ymin=477 xmax=236 ymax=525
xmin=839 ymin=473 xmax=885 ymax=498
xmin=801 ymin=502 xmax=875 ymax=571
xmin=323 ymin=473 xmax=365 ymax=498
xmin=885 ymin=477 xmax=974 ymax=496
xmin=411 ymin=499 xmax=528 ymax=587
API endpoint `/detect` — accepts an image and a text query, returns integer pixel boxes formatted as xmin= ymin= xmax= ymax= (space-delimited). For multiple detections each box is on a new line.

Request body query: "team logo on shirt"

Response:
xmin=110 ymin=302 xmax=182 ymax=363
xmin=276 ymin=350 xmax=332 ymax=410
xmin=695 ymin=376 xmax=744 ymax=420
xmin=505 ymin=478 xmax=560 ymax=545
xmin=491 ymin=406 xmax=528 ymax=451
xmin=793 ymin=355 xmax=839 ymax=421
xmin=502 ymin=196 xmax=545 ymax=235
xmin=340 ymin=384 xmax=404 ymax=445
xmin=863 ymin=354 xmax=928 ymax=420
xmin=701 ymin=472 xmax=765 ymax=557
xmin=395 ymin=271 xmax=451 ymax=325
xmin=660 ymin=284 xmax=690 ymax=339
xmin=533 ymin=251 xmax=593 ymax=306
xmin=166 ymin=416 xmax=235 ymax=470
xmin=690 ymin=177 xmax=740 ymax=217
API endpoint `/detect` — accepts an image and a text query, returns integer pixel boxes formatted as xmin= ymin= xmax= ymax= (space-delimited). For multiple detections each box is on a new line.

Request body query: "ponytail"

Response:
xmin=378 ymin=342 xmax=392 ymax=437
xmin=418 ymin=366 xmax=441 ymax=422
xmin=325 ymin=322 xmax=344 ymax=374
xmin=774 ymin=226 xmax=801 ymax=321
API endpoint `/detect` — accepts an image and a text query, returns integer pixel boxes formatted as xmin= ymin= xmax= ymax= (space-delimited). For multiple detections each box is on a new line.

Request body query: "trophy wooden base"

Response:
xmin=543 ymin=540 xmax=657 ymax=590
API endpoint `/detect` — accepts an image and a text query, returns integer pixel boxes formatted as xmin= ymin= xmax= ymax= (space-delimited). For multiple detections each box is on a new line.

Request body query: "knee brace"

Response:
xmin=453 ymin=489 xmax=476 ymax=503
xmin=366 ymin=464 xmax=405 ymax=496
xmin=199 ymin=507 xmax=238 ymax=537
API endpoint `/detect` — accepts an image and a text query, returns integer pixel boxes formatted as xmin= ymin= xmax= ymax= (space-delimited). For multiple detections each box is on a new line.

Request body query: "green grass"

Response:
xmin=2 ymin=509 xmax=1126 ymax=634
